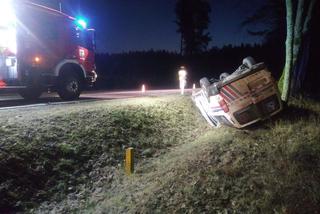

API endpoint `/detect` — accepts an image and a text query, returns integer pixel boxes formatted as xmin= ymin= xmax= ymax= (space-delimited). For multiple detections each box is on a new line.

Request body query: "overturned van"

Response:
xmin=192 ymin=57 xmax=283 ymax=128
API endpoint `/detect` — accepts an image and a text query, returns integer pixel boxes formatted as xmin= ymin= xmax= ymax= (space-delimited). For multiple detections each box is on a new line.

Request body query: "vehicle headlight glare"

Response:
xmin=0 ymin=0 xmax=17 ymax=54
xmin=0 ymin=0 xmax=16 ymax=27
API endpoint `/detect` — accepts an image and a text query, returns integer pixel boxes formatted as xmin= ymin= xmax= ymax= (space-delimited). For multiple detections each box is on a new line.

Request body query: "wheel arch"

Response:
xmin=54 ymin=60 xmax=86 ymax=79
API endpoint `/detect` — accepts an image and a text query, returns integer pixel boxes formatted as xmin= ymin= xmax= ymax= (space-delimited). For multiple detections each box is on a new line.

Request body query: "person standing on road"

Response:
xmin=178 ymin=66 xmax=187 ymax=95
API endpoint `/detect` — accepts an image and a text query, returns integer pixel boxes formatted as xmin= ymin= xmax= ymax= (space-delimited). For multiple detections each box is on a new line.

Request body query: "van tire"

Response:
xmin=57 ymin=74 xmax=82 ymax=101
xmin=200 ymin=77 xmax=211 ymax=97
xmin=200 ymin=77 xmax=210 ymax=89
xmin=220 ymin=72 xmax=229 ymax=80
xmin=243 ymin=57 xmax=256 ymax=68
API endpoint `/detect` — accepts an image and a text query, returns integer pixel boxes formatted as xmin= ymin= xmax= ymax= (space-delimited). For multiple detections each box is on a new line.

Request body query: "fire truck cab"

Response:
xmin=0 ymin=1 xmax=97 ymax=100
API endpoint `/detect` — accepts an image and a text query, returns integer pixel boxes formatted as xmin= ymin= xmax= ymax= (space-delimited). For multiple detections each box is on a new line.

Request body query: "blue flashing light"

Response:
xmin=76 ymin=19 xmax=87 ymax=29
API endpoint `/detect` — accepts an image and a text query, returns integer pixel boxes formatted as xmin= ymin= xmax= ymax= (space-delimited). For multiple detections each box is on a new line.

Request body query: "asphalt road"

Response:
xmin=0 ymin=89 xmax=193 ymax=109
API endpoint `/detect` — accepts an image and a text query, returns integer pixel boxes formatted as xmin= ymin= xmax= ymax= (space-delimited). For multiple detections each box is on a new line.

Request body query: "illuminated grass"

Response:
xmin=0 ymin=96 xmax=208 ymax=212
xmin=89 ymin=98 xmax=320 ymax=213
xmin=1 ymin=96 xmax=320 ymax=213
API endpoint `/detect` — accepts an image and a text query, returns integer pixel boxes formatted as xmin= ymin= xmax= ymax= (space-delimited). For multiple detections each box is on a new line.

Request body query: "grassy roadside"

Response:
xmin=1 ymin=95 xmax=320 ymax=213
xmin=88 ymin=98 xmax=320 ymax=213
xmin=0 ymin=96 xmax=208 ymax=212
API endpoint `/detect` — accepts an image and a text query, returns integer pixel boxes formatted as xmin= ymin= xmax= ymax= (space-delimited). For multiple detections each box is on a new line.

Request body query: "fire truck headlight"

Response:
xmin=0 ymin=0 xmax=17 ymax=54
xmin=0 ymin=0 xmax=16 ymax=26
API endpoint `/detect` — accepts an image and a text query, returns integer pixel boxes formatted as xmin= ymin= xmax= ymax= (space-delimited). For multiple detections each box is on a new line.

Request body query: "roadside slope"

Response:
xmin=91 ymin=99 xmax=320 ymax=213
xmin=0 ymin=96 xmax=207 ymax=212
xmin=1 ymin=96 xmax=320 ymax=213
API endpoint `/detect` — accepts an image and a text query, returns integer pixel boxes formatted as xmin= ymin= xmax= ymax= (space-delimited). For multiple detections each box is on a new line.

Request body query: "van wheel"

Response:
xmin=19 ymin=87 xmax=43 ymax=100
xmin=219 ymin=72 xmax=229 ymax=80
xmin=57 ymin=74 xmax=82 ymax=101
xmin=200 ymin=77 xmax=210 ymax=97
xmin=200 ymin=77 xmax=210 ymax=90
xmin=243 ymin=57 xmax=256 ymax=68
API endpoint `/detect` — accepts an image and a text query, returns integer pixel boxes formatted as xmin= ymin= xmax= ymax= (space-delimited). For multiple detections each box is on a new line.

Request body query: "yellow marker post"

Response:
xmin=125 ymin=147 xmax=134 ymax=175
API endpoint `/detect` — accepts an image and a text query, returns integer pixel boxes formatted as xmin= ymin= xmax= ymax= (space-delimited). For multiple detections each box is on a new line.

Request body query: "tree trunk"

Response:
xmin=281 ymin=0 xmax=294 ymax=102
xmin=292 ymin=35 xmax=311 ymax=94
xmin=292 ymin=0 xmax=304 ymax=64
xmin=302 ymin=0 xmax=316 ymax=35
xmin=290 ymin=0 xmax=304 ymax=95
xmin=291 ymin=0 xmax=316 ymax=95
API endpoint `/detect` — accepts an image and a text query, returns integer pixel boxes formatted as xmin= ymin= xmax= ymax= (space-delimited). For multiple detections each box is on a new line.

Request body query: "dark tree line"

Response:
xmin=94 ymin=44 xmax=281 ymax=90
xmin=93 ymin=0 xmax=320 ymax=99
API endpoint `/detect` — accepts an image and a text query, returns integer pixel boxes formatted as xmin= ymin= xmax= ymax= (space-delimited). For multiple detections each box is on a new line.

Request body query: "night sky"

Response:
xmin=31 ymin=0 xmax=266 ymax=53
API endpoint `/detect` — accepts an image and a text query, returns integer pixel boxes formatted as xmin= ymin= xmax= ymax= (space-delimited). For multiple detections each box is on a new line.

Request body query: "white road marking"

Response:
xmin=0 ymin=89 xmax=195 ymax=110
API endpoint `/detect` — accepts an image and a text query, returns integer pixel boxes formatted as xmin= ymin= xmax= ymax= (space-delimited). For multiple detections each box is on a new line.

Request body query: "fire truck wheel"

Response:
xmin=19 ymin=87 xmax=43 ymax=100
xmin=57 ymin=74 xmax=82 ymax=101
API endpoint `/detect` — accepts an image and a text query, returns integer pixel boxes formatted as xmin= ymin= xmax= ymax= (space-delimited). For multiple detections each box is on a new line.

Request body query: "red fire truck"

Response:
xmin=0 ymin=1 xmax=97 ymax=100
